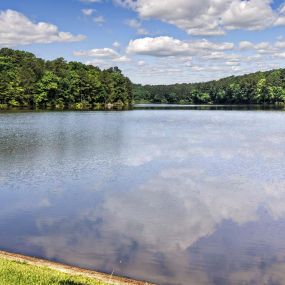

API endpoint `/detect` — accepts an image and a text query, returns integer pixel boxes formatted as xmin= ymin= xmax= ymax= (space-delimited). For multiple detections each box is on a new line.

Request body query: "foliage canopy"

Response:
xmin=134 ymin=69 xmax=285 ymax=105
xmin=0 ymin=48 xmax=132 ymax=110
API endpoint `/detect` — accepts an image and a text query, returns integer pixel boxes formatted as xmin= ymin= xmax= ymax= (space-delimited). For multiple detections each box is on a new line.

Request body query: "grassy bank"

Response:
xmin=0 ymin=258 xmax=108 ymax=285
xmin=0 ymin=251 xmax=153 ymax=285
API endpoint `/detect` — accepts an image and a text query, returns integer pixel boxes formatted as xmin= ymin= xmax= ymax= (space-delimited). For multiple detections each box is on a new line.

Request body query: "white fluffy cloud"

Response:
xmin=74 ymin=47 xmax=119 ymax=58
xmin=81 ymin=8 xmax=95 ymax=16
xmin=72 ymin=36 xmax=285 ymax=84
xmin=239 ymin=39 xmax=285 ymax=55
xmin=127 ymin=36 xmax=285 ymax=83
xmin=94 ymin=15 xmax=105 ymax=24
xmin=222 ymin=0 xmax=276 ymax=30
xmin=276 ymin=40 xmax=285 ymax=49
xmin=114 ymin=55 xmax=131 ymax=62
xmin=202 ymin=52 xmax=241 ymax=61
xmin=74 ymin=47 xmax=131 ymax=67
xmin=0 ymin=10 xmax=85 ymax=46
xmin=115 ymin=0 xmax=285 ymax=35
xmin=112 ymin=41 xmax=120 ymax=48
xmin=126 ymin=36 xmax=234 ymax=57
xmin=239 ymin=41 xmax=272 ymax=51
xmin=125 ymin=19 xmax=148 ymax=35
xmin=275 ymin=2 xmax=285 ymax=25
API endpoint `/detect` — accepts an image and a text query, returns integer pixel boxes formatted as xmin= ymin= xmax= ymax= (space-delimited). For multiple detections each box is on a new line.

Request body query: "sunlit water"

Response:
xmin=1 ymin=109 xmax=285 ymax=285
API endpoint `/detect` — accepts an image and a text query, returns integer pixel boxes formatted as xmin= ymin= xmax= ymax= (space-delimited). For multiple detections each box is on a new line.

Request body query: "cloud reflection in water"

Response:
xmin=1 ymin=110 xmax=285 ymax=285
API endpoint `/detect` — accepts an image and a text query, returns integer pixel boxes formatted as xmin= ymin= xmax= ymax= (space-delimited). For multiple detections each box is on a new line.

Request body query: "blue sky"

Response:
xmin=0 ymin=0 xmax=285 ymax=84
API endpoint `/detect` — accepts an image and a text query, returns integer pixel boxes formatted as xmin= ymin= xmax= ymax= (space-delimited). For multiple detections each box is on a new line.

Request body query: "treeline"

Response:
xmin=134 ymin=69 xmax=285 ymax=105
xmin=0 ymin=48 xmax=132 ymax=110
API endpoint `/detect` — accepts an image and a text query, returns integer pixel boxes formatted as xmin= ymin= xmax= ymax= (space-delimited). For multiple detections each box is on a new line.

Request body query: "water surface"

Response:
xmin=1 ymin=109 xmax=285 ymax=285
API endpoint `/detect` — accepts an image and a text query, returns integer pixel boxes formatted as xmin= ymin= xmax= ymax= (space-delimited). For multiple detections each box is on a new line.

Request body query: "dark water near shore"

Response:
xmin=1 ymin=108 xmax=285 ymax=285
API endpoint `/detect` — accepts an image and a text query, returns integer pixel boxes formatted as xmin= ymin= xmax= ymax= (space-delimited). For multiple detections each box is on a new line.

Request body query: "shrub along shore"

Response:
xmin=0 ymin=250 xmax=154 ymax=285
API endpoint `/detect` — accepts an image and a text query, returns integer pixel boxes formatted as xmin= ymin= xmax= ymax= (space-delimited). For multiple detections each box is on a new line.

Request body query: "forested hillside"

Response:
xmin=0 ymin=48 xmax=132 ymax=110
xmin=134 ymin=69 xmax=285 ymax=105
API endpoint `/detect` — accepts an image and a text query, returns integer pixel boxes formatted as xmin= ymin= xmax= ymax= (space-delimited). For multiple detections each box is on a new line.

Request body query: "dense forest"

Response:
xmin=1 ymin=48 xmax=285 ymax=109
xmin=134 ymin=69 xmax=285 ymax=105
xmin=0 ymin=48 xmax=132 ymax=110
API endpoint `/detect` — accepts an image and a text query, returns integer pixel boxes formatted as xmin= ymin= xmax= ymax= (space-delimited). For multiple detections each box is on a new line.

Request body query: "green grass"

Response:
xmin=0 ymin=258 xmax=109 ymax=285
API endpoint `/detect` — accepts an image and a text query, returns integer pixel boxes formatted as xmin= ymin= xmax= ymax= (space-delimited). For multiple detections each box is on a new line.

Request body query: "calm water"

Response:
xmin=1 ymin=109 xmax=285 ymax=285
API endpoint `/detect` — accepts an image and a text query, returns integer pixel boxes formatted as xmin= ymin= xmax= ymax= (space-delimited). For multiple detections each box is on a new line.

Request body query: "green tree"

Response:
xmin=35 ymin=71 xmax=59 ymax=108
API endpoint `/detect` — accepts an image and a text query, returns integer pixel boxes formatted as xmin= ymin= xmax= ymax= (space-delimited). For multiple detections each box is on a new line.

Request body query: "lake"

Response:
xmin=1 ymin=108 xmax=285 ymax=285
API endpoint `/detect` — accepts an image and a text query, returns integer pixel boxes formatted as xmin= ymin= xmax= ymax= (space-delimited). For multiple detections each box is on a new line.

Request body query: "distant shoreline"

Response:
xmin=0 ymin=102 xmax=130 ymax=111
xmin=0 ymin=103 xmax=284 ymax=112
